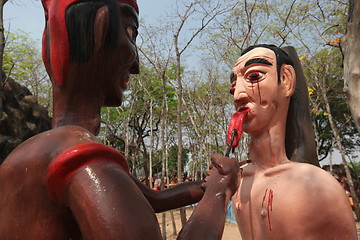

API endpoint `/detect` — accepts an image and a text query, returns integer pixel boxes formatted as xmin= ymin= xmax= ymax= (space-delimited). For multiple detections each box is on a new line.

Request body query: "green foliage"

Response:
xmin=3 ymin=30 xmax=51 ymax=111
xmin=349 ymin=161 xmax=360 ymax=177
xmin=151 ymin=146 xmax=189 ymax=176
xmin=303 ymin=48 xmax=360 ymax=160
xmin=100 ymin=65 xmax=179 ymax=172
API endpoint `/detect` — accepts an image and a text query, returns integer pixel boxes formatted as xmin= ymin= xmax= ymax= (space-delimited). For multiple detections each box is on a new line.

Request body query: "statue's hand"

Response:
xmin=201 ymin=154 xmax=241 ymax=200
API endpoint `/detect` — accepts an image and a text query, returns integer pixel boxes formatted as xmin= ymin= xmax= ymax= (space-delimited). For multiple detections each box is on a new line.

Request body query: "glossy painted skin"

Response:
xmin=231 ymin=47 xmax=357 ymax=240
xmin=0 ymin=1 xmax=240 ymax=239
xmin=51 ymin=3 xmax=140 ymax=134
xmin=178 ymin=154 xmax=243 ymax=240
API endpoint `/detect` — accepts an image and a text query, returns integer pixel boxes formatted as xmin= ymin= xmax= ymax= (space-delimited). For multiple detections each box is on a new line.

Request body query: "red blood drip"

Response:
xmin=226 ymin=108 xmax=250 ymax=148
xmin=267 ymin=189 xmax=274 ymax=231
xmin=262 ymin=188 xmax=274 ymax=231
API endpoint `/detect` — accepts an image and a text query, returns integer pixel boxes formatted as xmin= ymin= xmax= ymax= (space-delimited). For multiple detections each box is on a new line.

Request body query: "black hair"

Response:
xmin=241 ymin=44 xmax=294 ymax=83
xmin=65 ymin=0 xmax=120 ymax=63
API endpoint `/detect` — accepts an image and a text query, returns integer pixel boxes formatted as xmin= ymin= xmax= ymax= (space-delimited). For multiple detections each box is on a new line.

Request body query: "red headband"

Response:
xmin=41 ymin=0 xmax=138 ymax=86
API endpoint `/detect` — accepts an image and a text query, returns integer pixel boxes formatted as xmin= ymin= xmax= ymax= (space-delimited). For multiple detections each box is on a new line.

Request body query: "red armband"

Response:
xmin=46 ymin=142 xmax=129 ymax=204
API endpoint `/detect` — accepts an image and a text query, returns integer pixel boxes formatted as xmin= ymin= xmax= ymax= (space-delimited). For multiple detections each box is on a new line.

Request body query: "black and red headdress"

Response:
xmin=41 ymin=0 xmax=138 ymax=86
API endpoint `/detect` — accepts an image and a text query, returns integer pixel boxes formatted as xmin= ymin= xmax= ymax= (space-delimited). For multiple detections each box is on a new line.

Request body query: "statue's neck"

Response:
xmin=52 ymin=89 xmax=102 ymax=135
xmin=249 ymin=117 xmax=288 ymax=169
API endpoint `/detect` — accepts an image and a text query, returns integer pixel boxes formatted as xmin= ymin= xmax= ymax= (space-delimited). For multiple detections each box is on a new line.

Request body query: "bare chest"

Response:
xmin=232 ymin=171 xmax=290 ymax=239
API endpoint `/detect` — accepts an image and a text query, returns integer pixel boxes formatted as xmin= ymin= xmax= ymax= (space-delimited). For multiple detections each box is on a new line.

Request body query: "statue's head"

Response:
xmin=42 ymin=0 xmax=139 ymax=105
xmin=239 ymin=44 xmax=294 ymax=83
xmin=231 ymin=44 xmax=296 ymax=135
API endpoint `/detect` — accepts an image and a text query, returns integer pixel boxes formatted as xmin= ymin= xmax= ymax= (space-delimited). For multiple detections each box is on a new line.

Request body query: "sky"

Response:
xmin=4 ymin=0 xmax=175 ymax=47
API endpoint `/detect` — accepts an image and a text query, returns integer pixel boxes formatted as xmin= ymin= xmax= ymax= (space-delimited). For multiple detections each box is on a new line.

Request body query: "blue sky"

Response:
xmin=4 ymin=0 xmax=175 ymax=46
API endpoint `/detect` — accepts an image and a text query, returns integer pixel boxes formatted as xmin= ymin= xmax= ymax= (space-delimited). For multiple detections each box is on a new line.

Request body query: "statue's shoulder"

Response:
xmin=47 ymin=125 xmax=99 ymax=143
xmin=285 ymin=161 xmax=336 ymax=183
xmin=2 ymin=125 xmax=100 ymax=167
xmin=283 ymin=161 xmax=346 ymax=202
xmin=274 ymin=162 xmax=355 ymax=239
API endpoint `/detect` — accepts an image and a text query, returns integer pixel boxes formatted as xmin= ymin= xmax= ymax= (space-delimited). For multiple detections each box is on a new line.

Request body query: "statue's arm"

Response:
xmin=130 ymin=175 xmax=204 ymax=213
xmin=177 ymin=154 xmax=240 ymax=240
xmin=66 ymin=161 xmax=163 ymax=239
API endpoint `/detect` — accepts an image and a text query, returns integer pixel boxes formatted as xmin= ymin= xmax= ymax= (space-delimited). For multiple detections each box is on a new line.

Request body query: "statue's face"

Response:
xmin=57 ymin=3 xmax=139 ymax=107
xmin=231 ymin=47 xmax=281 ymax=135
xmin=100 ymin=3 xmax=139 ymax=106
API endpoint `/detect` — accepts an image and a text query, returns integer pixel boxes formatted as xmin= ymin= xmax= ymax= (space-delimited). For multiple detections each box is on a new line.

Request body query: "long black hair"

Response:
xmin=65 ymin=0 xmax=120 ymax=63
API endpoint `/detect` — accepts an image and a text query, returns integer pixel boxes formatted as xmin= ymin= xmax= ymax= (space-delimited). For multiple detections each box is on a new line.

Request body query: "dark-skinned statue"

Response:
xmin=0 ymin=1 xmax=240 ymax=239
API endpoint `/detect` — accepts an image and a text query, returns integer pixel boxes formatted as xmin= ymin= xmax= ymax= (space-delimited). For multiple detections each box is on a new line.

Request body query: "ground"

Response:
xmin=156 ymin=206 xmax=360 ymax=240
xmin=156 ymin=206 xmax=241 ymax=240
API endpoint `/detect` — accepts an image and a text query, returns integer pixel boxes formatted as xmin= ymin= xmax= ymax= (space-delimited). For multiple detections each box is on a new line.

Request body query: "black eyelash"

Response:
xmin=230 ymin=72 xmax=235 ymax=82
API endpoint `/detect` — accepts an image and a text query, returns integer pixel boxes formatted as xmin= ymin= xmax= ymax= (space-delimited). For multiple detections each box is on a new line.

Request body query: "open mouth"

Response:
xmin=239 ymin=107 xmax=250 ymax=112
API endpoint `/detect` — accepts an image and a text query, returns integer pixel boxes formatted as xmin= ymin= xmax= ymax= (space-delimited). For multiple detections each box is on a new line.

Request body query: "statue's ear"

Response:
xmin=94 ymin=6 xmax=109 ymax=52
xmin=281 ymin=64 xmax=296 ymax=98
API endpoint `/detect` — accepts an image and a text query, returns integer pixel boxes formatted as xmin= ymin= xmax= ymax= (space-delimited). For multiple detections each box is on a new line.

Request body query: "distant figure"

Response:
xmin=230 ymin=44 xmax=357 ymax=239
xmin=0 ymin=0 xmax=240 ymax=239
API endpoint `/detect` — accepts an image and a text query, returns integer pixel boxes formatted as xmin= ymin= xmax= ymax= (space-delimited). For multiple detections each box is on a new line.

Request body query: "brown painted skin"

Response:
xmin=0 ymin=2 xmax=239 ymax=239
xmin=231 ymin=47 xmax=357 ymax=240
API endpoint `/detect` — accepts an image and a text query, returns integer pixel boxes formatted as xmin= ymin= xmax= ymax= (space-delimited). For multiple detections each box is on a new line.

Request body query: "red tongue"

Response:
xmin=226 ymin=108 xmax=250 ymax=148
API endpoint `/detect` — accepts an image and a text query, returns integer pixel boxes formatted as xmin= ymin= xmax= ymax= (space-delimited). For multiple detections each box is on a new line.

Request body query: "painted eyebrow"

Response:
xmin=244 ymin=58 xmax=273 ymax=67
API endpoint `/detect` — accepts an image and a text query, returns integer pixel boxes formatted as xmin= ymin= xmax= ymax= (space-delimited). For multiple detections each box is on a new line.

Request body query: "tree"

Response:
xmin=341 ymin=0 xmax=360 ymax=133
xmin=315 ymin=52 xmax=360 ymax=220
xmin=137 ymin=0 xmax=237 ymax=230
xmin=0 ymin=29 xmax=51 ymax=162
xmin=100 ymin=65 xmax=178 ymax=180
xmin=3 ymin=30 xmax=51 ymax=110
xmin=303 ymin=49 xmax=360 ymax=161
xmin=349 ymin=160 xmax=360 ymax=177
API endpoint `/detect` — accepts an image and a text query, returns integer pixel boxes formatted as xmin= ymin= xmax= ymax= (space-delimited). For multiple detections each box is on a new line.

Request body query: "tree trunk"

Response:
xmin=124 ymin=112 xmax=130 ymax=161
xmin=131 ymin=150 xmax=136 ymax=177
xmin=160 ymin=74 xmax=168 ymax=239
xmin=329 ymin=140 xmax=334 ymax=174
xmin=161 ymin=211 xmax=166 ymax=240
xmin=341 ymin=0 xmax=360 ymax=133
xmin=170 ymin=210 xmax=177 ymax=236
xmin=141 ymin=139 xmax=149 ymax=186
xmin=149 ymin=99 xmax=154 ymax=188
xmin=340 ymin=0 xmax=360 ymax=220
xmin=174 ymin=35 xmax=187 ymax=226
xmin=318 ymin=71 xmax=360 ymax=221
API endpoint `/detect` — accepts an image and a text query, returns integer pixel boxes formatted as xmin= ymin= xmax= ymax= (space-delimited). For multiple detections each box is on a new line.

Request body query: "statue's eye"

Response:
xmin=127 ymin=26 xmax=138 ymax=42
xmin=246 ymin=71 xmax=264 ymax=82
